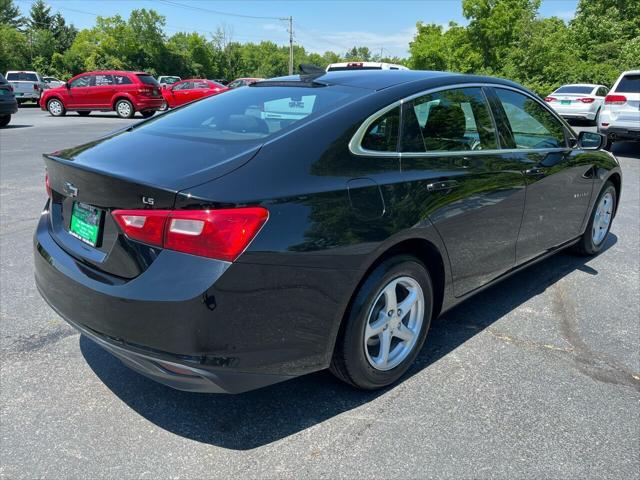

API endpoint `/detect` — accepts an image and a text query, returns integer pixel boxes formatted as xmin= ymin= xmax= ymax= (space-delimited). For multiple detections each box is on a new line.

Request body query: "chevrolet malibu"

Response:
xmin=34 ymin=70 xmax=621 ymax=393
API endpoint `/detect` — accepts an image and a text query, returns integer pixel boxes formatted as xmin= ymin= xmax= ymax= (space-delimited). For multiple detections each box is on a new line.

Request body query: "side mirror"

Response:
xmin=576 ymin=131 xmax=606 ymax=150
xmin=65 ymin=82 xmax=70 ymax=89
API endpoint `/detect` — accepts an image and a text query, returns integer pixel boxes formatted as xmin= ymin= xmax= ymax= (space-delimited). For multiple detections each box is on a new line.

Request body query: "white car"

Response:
xmin=42 ymin=76 xmax=65 ymax=89
xmin=157 ymin=75 xmax=181 ymax=88
xmin=4 ymin=70 xmax=45 ymax=104
xmin=544 ymin=84 xmax=608 ymax=123
xmin=598 ymin=70 xmax=640 ymax=149
xmin=326 ymin=62 xmax=409 ymax=72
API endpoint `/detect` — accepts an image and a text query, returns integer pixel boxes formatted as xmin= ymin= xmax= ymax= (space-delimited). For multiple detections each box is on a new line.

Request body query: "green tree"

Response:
xmin=28 ymin=0 xmax=53 ymax=30
xmin=0 ymin=0 xmax=24 ymax=28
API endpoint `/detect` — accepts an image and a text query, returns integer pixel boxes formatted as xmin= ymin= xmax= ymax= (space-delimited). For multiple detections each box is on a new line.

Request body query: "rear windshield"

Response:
xmin=137 ymin=74 xmax=160 ymax=86
xmin=137 ymin=84 xmax=365 ymax=142
xmin=616 ymin=75 xmax=640 ymax=93
xmin=6 ymin=72 xmax=38 ymax=82
xmin=554 ymin=86 xmax=594 ymax=94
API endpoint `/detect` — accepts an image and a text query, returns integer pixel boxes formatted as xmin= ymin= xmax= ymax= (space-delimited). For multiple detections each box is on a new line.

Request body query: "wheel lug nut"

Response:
xmin=397 ymin=309 xmax=403 ymax=317
xmin=387 ymin=310 xmax=394 ymax=317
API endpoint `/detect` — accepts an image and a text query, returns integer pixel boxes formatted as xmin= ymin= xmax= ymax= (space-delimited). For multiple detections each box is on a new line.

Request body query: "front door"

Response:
xmin=66 ymin=75 xmax=92 ymax=108
xmin=488 ymin=87 xmax=594 ymax=263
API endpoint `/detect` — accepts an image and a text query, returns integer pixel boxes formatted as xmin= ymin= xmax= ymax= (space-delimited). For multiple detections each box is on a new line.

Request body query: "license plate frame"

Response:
xmin=560 ymin=100 xmax=571 ymax=105
xmin=69 ymin=202 xmax=103 ymax=247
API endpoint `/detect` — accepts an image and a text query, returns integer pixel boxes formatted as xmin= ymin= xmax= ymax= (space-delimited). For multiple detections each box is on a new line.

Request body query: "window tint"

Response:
xmin=113 ymin=75 xmax=132 ymax=85
xmin=401 ymin=87 xmax=497 ymax=152
xmin=138 ymin=85 xmax=362 ymax=142
xmin=69 ymin=76 xmax=90 ymax=88
xmin=494 ymin=89 xmax=566 ymax=149
xmin=136 ymin=74 xmax=160 ymax=86
xmin=554 ymin=86 xmax=594 ymax=94
xmin=93 ymin=74 xmax=114 ymax=86
xmin=361 ymin=107 xmax=400 ymax=152
xmin=616 ymin=74 xmax=640 ymax=93
xmin=173 ymin=81 xmax=193 ymax=90
xmin=7 ymin=72 xmax=39 ymax=82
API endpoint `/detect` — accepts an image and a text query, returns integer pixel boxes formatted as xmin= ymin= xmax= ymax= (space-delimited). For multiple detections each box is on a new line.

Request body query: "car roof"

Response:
xmin=266 ymin=70 xmax=522 ymax=91
xmin=556 ymin=83 xmax=600 ymax=88
xmin=76 ymin=71 xmax=149 ymax=75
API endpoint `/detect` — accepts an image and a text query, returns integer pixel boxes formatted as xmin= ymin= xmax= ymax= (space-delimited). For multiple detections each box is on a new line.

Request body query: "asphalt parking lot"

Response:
xmin=1 ymin=106 xmax=639 ymax=479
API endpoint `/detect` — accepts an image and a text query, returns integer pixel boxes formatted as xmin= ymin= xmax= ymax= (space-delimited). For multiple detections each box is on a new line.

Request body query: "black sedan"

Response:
xmin=34 ymin=70 xmax=621 ymax=393
xmin=0 ymin=73 xmax=19 ymax=127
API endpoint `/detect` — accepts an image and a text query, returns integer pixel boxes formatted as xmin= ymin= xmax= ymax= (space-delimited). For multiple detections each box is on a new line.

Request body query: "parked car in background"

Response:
xmin=598 ymin=70 xmax=640 ymax=150
xmin=326 ymin=62 xmax=409 ymax=71
xmin=0 ymin=74 xmax=19 ymax=127
xmin=34 ymin=70 xmax=621 ymax=394
xmin=160 ymin=79 xmax=228 ymax=110
xmin=157 ymin=75 xmax=181 ymax=88
xmin=42 ymin=76 xmax=65 ymax=89
xmin=544 ymin=84 xmax=608 ymax=124
xmin=227 ymin=77 xmax=263 ymax=88
xmin=5 ymin=70 xmax=45 ymax=105
xmin=210 ymin=78 xmax=228 ymax=86
xmin=40 ymin=70 xmax=163 ymax=119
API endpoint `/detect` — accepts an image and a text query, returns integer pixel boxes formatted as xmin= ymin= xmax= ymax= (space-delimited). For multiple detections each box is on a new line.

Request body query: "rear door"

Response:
xmin=488 ymin=87 xmax=593 ymax=263
xmin=191 ymin=80 xmax=212 ymax=101
xmin=396 ymin=86 xmax=526 ymax=296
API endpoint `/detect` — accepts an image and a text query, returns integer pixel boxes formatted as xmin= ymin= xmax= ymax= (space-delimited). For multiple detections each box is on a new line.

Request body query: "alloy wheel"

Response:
xmin=592 ymin=192 xmax=613 ymax=246
xmin=364 ymin=276 xmax=424 ymax=371
xmin=48 ymin=100 xmax=63 ymax=116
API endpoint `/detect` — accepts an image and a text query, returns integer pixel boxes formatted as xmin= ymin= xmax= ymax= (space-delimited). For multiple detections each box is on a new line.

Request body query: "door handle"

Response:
xmin=427 ymin=180 xmax=459 ymax=192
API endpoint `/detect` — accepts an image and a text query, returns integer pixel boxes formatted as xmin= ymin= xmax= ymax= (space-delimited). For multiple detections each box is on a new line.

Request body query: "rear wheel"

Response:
xmin=47 ymin=98 xmax=66 ymax=117
xmin=573 ymin=181 xmax=616 ymax=255
xmin=115 ymin=99 xmax=134 ymax=119
xmin=330 ymin=255 xmax=433 ymax=389
xmin=140 ymin=110 xmax=155 ymax=119
xmin=0 ymin=115 xmax=10 ymax=127
xmin=77 ymin=111 xmax=91 ymax=116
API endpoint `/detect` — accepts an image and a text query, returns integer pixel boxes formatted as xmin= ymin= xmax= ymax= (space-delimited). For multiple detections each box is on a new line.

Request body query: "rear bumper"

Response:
xmin=599 ymin=125 xmax=640 ymax=141
xmin=14 ymin=92 xmax=40 ymax=100
xmin=34 ymin=206 xmax=352 ymax=392
xmin=0 ymin=101 xmax=18 ymax=115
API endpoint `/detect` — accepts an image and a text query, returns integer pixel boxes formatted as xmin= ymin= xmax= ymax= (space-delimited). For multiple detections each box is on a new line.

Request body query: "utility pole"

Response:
xmin=288 ymin=16 xmax=293 ymax=75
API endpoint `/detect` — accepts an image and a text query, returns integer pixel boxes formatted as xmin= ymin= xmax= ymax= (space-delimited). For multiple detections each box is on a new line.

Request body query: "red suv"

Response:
xmin=40 ymin=71 xmax=164 ymax=119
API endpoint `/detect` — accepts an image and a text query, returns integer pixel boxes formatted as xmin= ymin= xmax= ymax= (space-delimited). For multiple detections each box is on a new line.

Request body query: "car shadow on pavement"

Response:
xmin=81 ymin=234 xmax=617 ymax=450
xmin=1 ymin=124 xmax=33 ymax=129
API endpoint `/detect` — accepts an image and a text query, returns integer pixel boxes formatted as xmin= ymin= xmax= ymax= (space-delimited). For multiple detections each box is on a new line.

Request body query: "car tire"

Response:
xmin=77 ymin=111 xmax=91 ymax=116
xmin=603 ymin=136 xmax=613 ymax=151
xmin=573 ymin=181 xmax=616 ymax=256
xmin=159 ymin=101 xmax=168 ymax=111
xmin=47 ymin=98 xmax=66 ymax=117
xmin=592 ymin=108 xmax=600 ymax=126
xmin=0 ymin=114 xmax=10 ymax=127
xmin=115 ymin=99 xmax=135 ymax=119
xmin=140 ymin=110 xmax=155 ymax=119
xmin=330 ymin=255 xmax=433 ymax=390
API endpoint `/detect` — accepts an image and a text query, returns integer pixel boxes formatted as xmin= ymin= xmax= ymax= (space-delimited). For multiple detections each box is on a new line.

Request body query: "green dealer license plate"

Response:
xmin=69 ymin=202 xmax=102 ymax=247
xmin=561 ymin=100 xmax=571 ymax=105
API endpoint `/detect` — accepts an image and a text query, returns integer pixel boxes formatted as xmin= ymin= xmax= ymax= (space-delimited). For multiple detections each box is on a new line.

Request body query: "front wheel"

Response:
xmin=115 ymin=99 xmax=135 ymax=119
xmin=573 ymin=181 xmax=616 ymax=255
xmin=330 ymin=255 xmax=433 ymax=390
xmin=47 ymin=98 xmax=66 ymax=117
xmin=0 ymin=114 xmax=10 ymax=127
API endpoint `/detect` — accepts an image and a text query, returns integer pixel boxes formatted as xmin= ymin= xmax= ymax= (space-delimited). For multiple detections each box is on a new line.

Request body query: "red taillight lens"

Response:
xmin=544 ymin=96 xmax=557 ymax=102
xmin=605 ymin=94 xmax=627 ymax=105
xmin=34 ymin=84 xmax=40 ymax=91
xmin=45 ymin=172 xmax=52 ymax=197
xmin=579 ymin=97 xmax=595 ymax=103
xmin=111 ymin=207 xmax=269 ymax=261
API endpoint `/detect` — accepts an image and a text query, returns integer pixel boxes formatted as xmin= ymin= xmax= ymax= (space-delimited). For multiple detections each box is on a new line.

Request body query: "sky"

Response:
xmin=14 ymin=0 xmax=581 ymax=58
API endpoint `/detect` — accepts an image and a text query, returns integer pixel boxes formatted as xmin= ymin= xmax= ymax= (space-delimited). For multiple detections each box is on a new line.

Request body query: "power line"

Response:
xmin=154 ymin=0 xmax=287 ymax=21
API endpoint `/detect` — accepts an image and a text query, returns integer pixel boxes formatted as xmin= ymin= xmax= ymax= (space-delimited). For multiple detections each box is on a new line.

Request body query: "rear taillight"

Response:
xmin=578 ymin=97 xmax=595 ymax=103
xmin=111 ymin=207 xmax=269 ymax=261
xmin=45 ymin=172 xmax=51 ymax=197
xmin=544 ymin=96 xmax=556 ymax=102
xmin=605 ymin=94 xmax=627 ymax=105
xmin=33 ymin=84 xmax=40 ymax=91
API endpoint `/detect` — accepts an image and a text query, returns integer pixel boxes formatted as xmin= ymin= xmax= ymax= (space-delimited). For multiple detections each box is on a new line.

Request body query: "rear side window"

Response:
xmin=494 ymin=88 xmax=566 ymax=149
xmin=616 ymin=74 xmax=640 ymax=93
xmin=137 ymin=74 xmax=160 ymax=87
xmin=137 ymin=84 xmax=363 ymax=142
xmin=6 ymin=72 xmax=38 ymax=82
xmin=401 ymin=87 xmax=497 ymax=152
xmin=93 ymin=74 xmax=114 ymax=86
xmin=194 ymin=81 xmax=210 ymax=89
xmin=361 ymin=107 xmax=400 ymax=152
xmin=596 ymin=87 xmax=608 ymax=97
xmin=69 ymin=76 xmax=90 ymax=88
xmin=173 ymin=81 xmax=193 ymax=90
xmin=114 ymin=75 xmax=132 ymax=85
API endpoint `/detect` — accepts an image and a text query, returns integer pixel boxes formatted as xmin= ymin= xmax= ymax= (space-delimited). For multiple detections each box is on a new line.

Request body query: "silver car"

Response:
xmin=544 ymin=84 xmax=608 ymax=123
xmin=598 ymin=70 xmax=640 ymax=149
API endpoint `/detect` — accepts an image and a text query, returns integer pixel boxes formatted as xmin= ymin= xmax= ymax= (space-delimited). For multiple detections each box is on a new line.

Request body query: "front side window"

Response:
xmin=494 ymin=88 xmax=566 ymax=149
xmin=401 ymin=87 xmax=497 ymax=152
xmin=69 ymin=76 xmax=90 ymax=88
xmin=361 ymin=106 xmax=400 ymax=152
